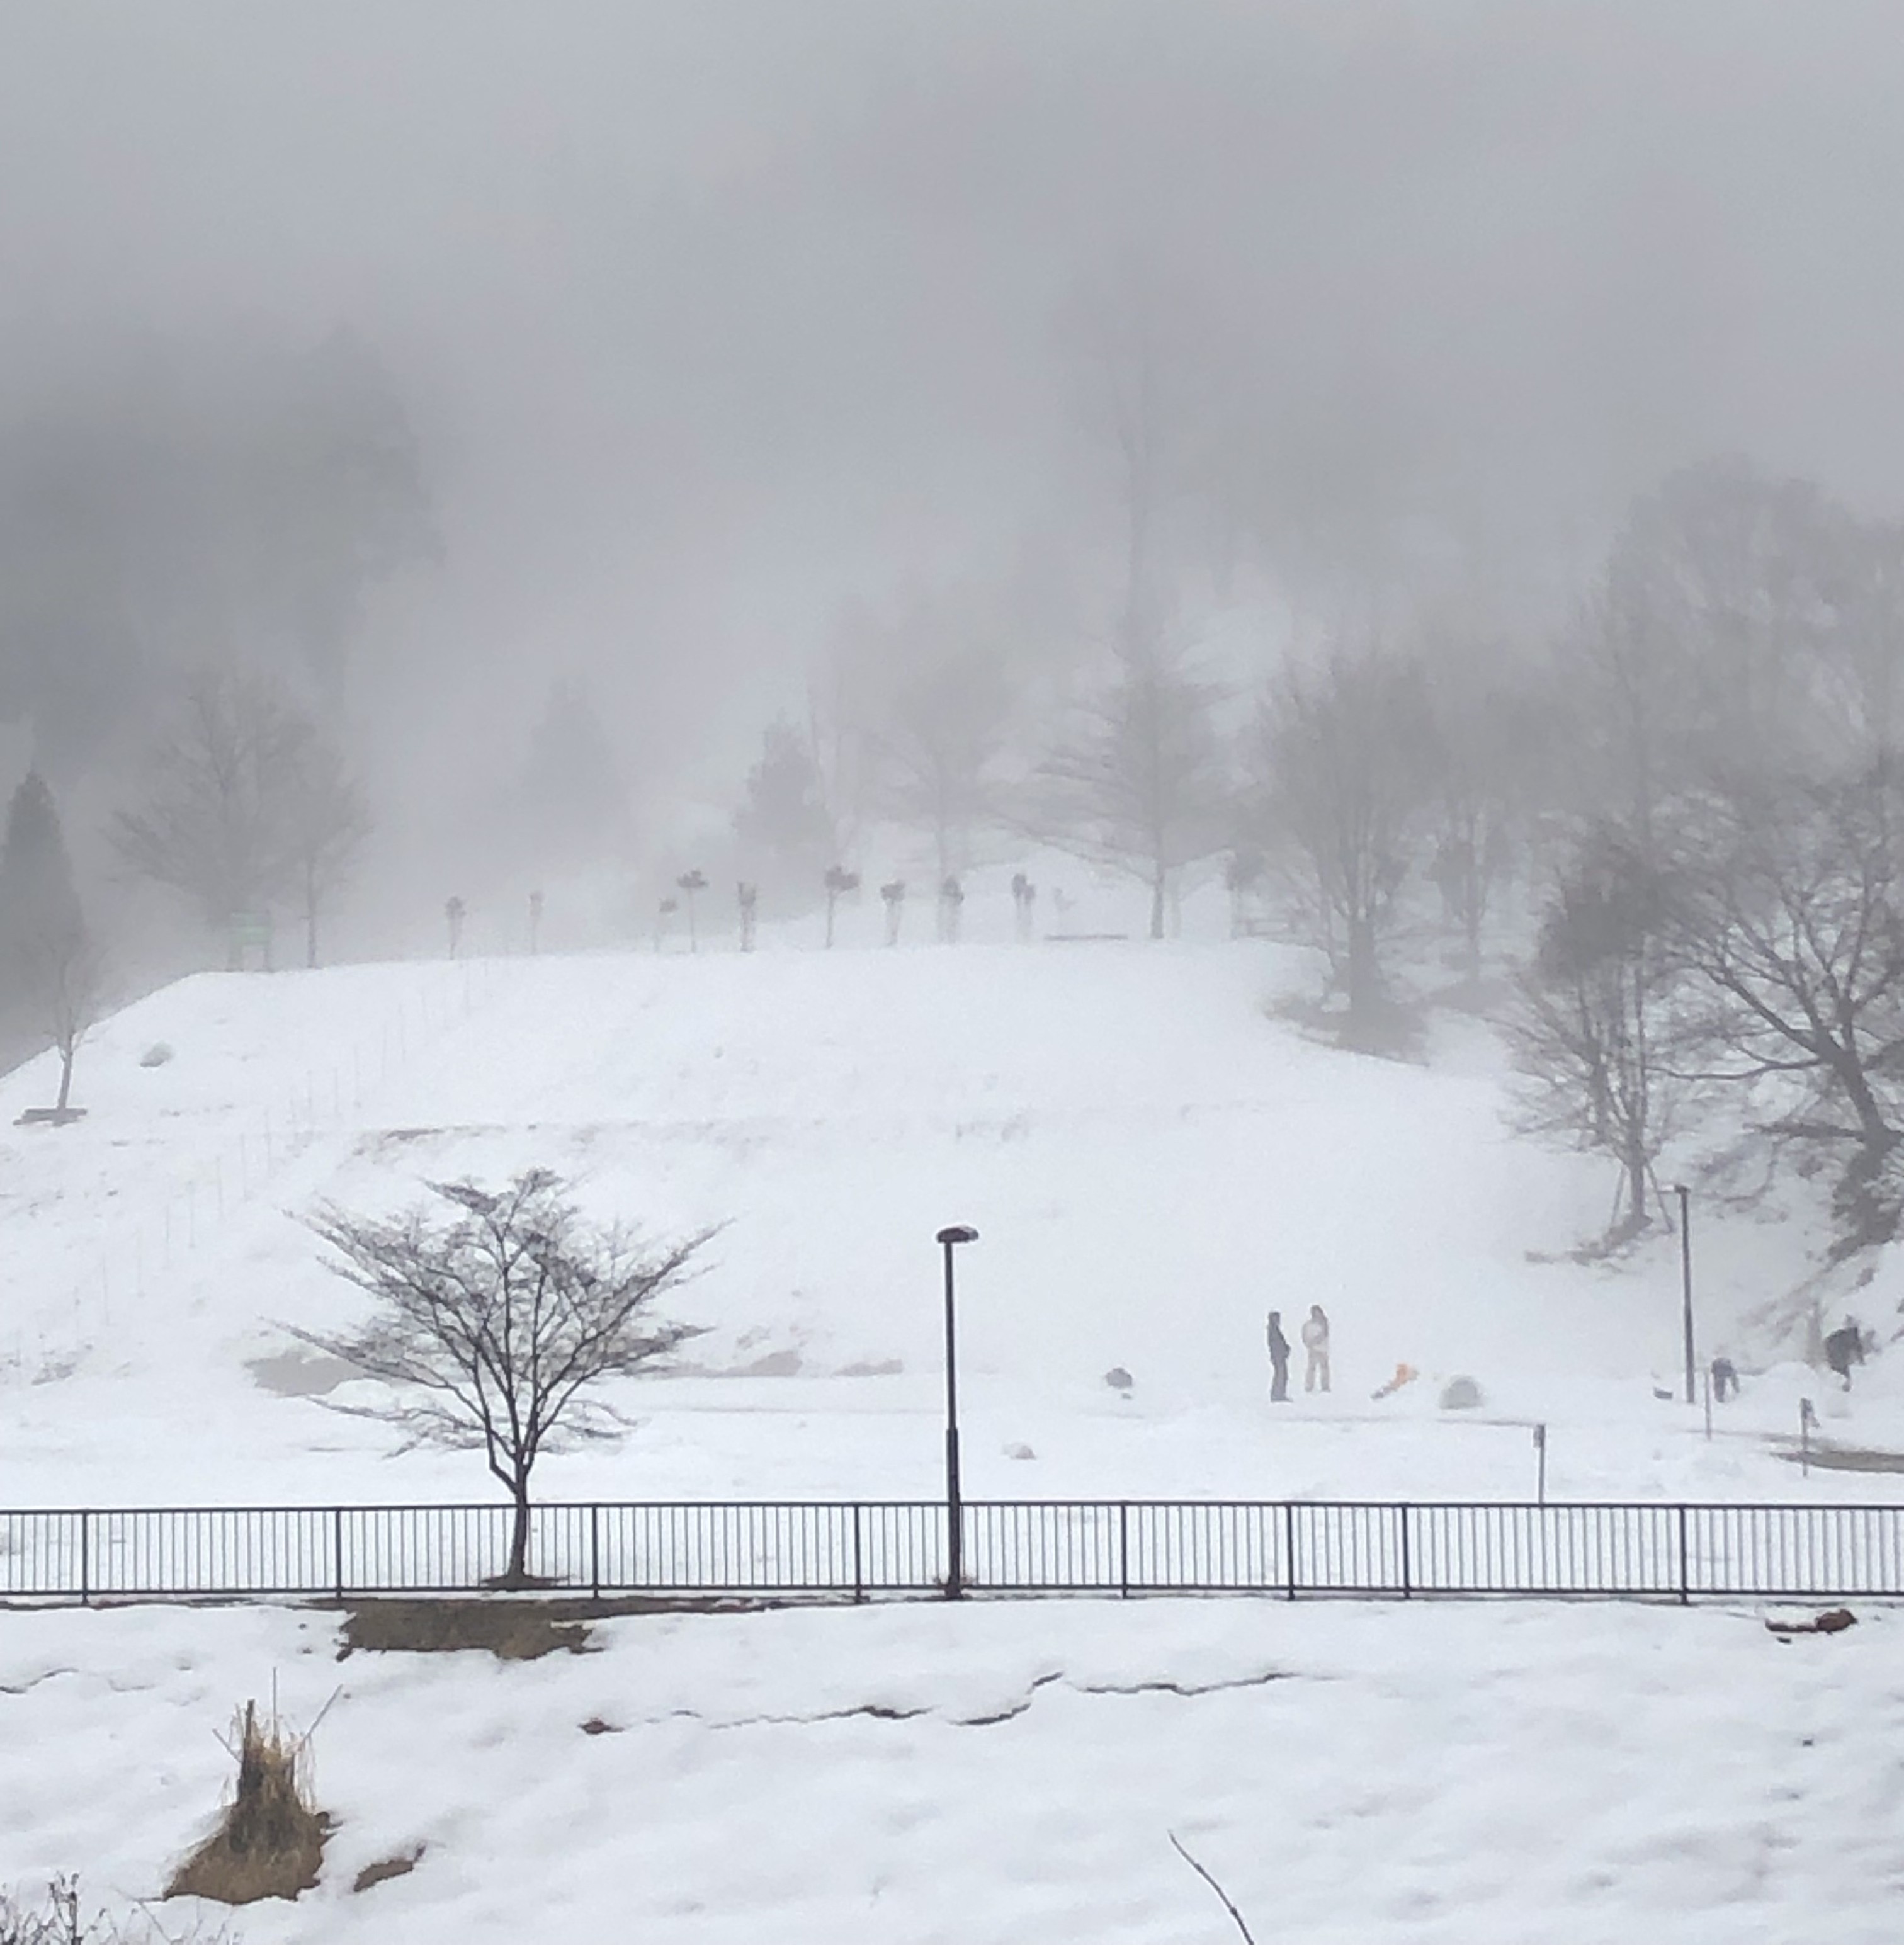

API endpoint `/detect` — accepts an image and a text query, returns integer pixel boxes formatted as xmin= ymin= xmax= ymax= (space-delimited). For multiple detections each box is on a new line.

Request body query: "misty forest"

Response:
xmin=7 ymin=8 xmax=1904 ymax=1940
xmin=3 ymin=6 xmax=1902 ymax=1308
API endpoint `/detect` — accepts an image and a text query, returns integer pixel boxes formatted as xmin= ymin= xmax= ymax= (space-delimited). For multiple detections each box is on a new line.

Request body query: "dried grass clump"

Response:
xmin=167 ymin=1702 xmax=330 ymax=1907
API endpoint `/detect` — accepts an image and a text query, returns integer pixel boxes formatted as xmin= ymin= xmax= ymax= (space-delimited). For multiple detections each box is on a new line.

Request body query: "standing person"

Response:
xmin=1302 ymin=1304 xmax=1332 ymax=1393
xmin=1824 ymin=1318 xmax=1866 ymax=1392
xmin=1265 ymin=1310 xmax=1291 ymax=1403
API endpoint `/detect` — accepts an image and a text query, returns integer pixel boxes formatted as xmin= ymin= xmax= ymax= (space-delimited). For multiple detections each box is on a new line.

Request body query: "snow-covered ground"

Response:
xmin=0 ymin=931 xmax=1898 ymax=1509
xmin=4 ymin=1596 xmax=1901 ymax=1943
xmin=3 ymin=929 xmax=1901 ymax=1936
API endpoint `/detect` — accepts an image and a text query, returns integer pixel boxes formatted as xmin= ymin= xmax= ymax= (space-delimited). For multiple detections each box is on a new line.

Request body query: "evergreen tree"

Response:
xmin=734 ymin=717 xmax=835 ymax=893
xmin=0 ymin=772 xmax=83 ymax=978
xmin=0 ymin=772 xmax=101 ymax=1113
xmin=518 ymin=675 xmax=629 ymax=861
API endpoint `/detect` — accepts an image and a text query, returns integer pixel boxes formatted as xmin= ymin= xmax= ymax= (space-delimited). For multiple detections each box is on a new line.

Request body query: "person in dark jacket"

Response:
xmin=1266 ymin=1310 xmax=1291 ymax=1403
xmin=1824 ymin=1319 xmax=1867 ymax=1392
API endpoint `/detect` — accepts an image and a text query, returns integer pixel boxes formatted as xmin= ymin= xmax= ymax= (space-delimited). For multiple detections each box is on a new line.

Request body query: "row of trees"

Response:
xmin=725 ymin=634 xmax=1534 ymax=977
xmin=723 ymin=455 xmax=1904 ymax=1262
xmin=1514 ymin=465 xmax=1904 ymax=1242
xmin=0 ymin=662 xmax=371 ymax=1113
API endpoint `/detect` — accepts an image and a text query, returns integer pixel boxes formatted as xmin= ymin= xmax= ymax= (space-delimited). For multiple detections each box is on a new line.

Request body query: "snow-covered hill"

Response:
xmin=1 ymin=937 xmax=1898 ymax=1509
xmin=5 ymin=938 xmax=1903 ymax=1944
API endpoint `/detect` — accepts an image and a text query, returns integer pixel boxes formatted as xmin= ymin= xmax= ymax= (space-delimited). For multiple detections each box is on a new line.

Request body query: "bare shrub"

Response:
xmin=0 ymin=1876 xmax=231 ymax=1942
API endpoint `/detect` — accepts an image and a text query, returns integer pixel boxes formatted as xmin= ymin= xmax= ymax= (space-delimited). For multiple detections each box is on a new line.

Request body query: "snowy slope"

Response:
xmin=4 ymin=1597 xmax=1902 ymax=1945
xmin=0 ymin=937 xmax=1898 ymax=1510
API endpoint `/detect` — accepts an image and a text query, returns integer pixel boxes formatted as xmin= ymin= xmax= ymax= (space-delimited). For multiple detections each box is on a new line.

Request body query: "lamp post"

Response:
xmin=1675 ymin=1182 xmax=1695 ymax=1405
xmin=936 ymin=1223 xmax=978 ymax=1599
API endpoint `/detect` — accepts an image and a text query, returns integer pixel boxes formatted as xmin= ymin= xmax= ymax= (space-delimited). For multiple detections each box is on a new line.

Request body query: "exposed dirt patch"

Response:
xmin=340 ymin=1601 xmax=594 ymax=1660
xmin=1770 ymin=1441 xmax=1904 ymax=1473
xmin=1767 ymin=1608 xmax=1857 ymax=1638
xmin=353 ymin=1847 xmax=424 ymax=1893
xmin=337 ymin=1594 xmax=776 ymax=1659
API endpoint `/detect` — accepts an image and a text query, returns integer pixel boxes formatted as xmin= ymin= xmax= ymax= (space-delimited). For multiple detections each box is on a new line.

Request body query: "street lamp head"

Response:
xmin=1674 ymin=1183 xmax=1689 ymax=1199
xmin=936 ymin=1224 xmax=979 ymax=1247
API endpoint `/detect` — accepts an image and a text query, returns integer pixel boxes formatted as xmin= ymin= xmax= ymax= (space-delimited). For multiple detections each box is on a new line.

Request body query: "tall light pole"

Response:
xmin=1675 ymin=1182 xmax=1695 ymax=1405
xmin=936 ymin=1223 xmax=978 ymax=1599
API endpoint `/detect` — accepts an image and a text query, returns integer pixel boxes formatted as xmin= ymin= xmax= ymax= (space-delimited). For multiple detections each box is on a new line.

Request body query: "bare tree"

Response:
xmin=1665 ymin=766 xmax=1904 ymax=1155
xmin=1511 ymin=830 xmax=1679 ymax=1237
xmin=32 ymin=927 xmax=105 ymax=1120
xmin=1254 ymin=647 xmax=1436 ymax=1028
xmin=1424 ymin=642 xmax=1541 ymax=987
xmin=110 ymin=665 xmax=363 ymax=968
xmin=292 ymin=1171 xmax=710 ymax=1585
xmin=281 ymin=730 xmax=370 ymax=968
xmin=871 ymin=651 xmax=1017 ymax=883
xmin=1036 ymin=652 xmax=1230 ymax=939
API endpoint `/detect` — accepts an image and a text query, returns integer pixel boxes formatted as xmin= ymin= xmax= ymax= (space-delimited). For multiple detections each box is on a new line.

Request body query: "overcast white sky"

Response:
xmin=4 ymin=1 xmax=1903 ymax=768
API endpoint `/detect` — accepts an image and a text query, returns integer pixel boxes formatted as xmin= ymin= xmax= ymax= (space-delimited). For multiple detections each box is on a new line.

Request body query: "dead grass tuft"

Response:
xmin=167 ymin=1701 xmax=331 ymax=1906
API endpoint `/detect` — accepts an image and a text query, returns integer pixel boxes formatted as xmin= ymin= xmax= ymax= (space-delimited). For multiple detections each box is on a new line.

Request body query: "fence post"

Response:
xmin=851 ymin=1504 xmax=866 ymax=1602
xmin=79 ymin=1510 xmax=90 ymax=1608
xmin=1399 ymin=1504 xmax=1412 ymax=1600
xmin=1677 ymin=1504 xmax=1690 ymax=1606
xmin=590 ymin=1504 xmax=601 ymax=1602
xmin=1119 ymin=1502 xmax=1130 ymax=1599
xmin=332 ymin=1506 xmax=345 ymax=1604
xmin=1284 ymin=1502 xmax=1298 ymax=1601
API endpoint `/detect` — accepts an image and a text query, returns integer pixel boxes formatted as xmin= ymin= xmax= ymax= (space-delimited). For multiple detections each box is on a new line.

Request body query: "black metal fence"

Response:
xmin=3 ymin=1499 xmax=1903 ymax=1604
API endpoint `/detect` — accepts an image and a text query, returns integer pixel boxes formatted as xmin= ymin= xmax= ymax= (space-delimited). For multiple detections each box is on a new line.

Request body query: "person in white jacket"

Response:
xmin=1301 ymin=1304 xmax=1331 ymax=1394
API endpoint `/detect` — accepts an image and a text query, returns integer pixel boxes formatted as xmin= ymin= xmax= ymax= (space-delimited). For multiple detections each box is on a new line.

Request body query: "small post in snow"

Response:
xmin=1799 ymin=1397 xmax=1817 ymax=1477
xmin=1702 ymin=1366 xmax=1713 ymax=1442
xmin=1533 ymin=1422 xmax=1546 ymax=1505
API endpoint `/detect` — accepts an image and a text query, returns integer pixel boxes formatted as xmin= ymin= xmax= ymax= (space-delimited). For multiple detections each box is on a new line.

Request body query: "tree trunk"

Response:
xmin=1347 ymin=915 xmax=1380 ymax=1023
xmin=1149 ymin=867 xmax=1166 ymax=941
xmin=825 ymin=893 xmax=837 ymax=949
xmin=55 ymin=1047 xmax=73 ymax=1114
xmin=1623 ymin=1142 xmax=1650 ymax=1237
xmin=1833 ymin=1050 xmax=1894 ymax=1152
xmin=506 ymin=1487 xmax=532 ymax=1586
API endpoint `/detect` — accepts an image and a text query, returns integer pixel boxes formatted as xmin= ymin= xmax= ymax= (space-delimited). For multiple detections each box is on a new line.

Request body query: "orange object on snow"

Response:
xmin=1371 ymin=1362 xmax=1419 ymax=1400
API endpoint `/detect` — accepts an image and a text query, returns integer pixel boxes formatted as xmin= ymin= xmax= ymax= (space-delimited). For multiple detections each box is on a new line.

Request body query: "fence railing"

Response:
xmin=2 ymin=1500 xmax=1901 ymax=1604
